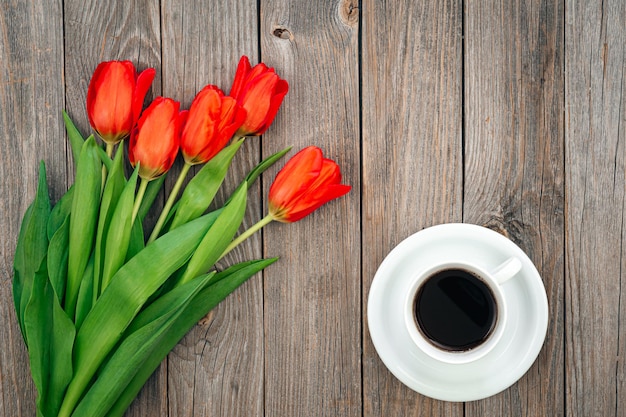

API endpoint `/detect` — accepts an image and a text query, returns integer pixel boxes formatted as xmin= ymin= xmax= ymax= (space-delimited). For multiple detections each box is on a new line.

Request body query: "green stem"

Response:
xmin=132 ymin=178 xmax=149 ymax=224
xmin=218 ymin=214 xmax=274 ymax=262
xmin=147 ymin=162 xmax=191 ymax=244
xmin=101 ymin=143 xmax=115 ymax=189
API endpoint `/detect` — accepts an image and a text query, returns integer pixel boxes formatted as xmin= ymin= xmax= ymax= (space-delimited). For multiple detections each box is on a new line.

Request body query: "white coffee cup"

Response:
xmin=404 ymin=257 xmax=522 ymax=364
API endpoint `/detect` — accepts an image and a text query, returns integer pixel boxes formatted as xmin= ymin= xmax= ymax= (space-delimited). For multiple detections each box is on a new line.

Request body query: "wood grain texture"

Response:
xmin=3 ymin=0 xmax=626 ymax=415
xmin=63 ymin=0 xmax=162 ymax=137
xmin=260 ymin=1 xmax=361 ymax=416
xmin=565 ymin=0 xmax=626 ymax=415
xmin=62 ymin=1 xmax=164 ymax=415
xmin=160 ymin=1 xmax=264 ymax=416
xmin=361 ymin=0 xmax=463 ymax=416
xmin=463 ymin=0 xmax=565 ymax=415
xmin=0 ymin=0 xmax=65 ymax=416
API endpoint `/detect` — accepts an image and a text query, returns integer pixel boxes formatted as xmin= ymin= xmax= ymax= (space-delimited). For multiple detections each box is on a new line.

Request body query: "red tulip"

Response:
xmin=129 ymin=97 xmax=186 ymax=180
xmin=181 ymin=85 xmax=247 ymax=165
xmin=268 ymin=146 xmax=351 ymax=223
xmin=87 ymin=60 xmax=156 ymax=145
xmin=229 ymin=55 xmax=289 ymax=137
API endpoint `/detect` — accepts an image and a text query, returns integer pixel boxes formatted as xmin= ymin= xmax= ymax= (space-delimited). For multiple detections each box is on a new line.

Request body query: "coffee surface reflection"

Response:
xmin=414 ymin=268 xmax=497 ymax=351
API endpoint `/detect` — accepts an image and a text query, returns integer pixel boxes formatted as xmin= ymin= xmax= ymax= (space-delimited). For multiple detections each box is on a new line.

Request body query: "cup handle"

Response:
xmin=491 ymin=257 xmax=522 ymax=284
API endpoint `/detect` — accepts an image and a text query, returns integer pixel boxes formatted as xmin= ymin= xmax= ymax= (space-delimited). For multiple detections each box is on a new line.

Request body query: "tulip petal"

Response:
xmin=229 ymin=55 xmax=251 ymax=98
xmin=282 ymin=184 xmax=351 ymax=222
xmin=255 ymin=78 xmax=289 ymax=135
xmin=218 ymin=97 xmax=239 ymax=131
xmin=230 ymin=57 xmax=288 ymax=136
xmin=87 ymin=61 xmax=156 ymax=144
xmin=268 ymin=146 xmax=322 ymax=211
xmin=130 ymin=97 xmax=181 ymax=180
xmin=86 ymin=63 xmax=108 ymax=130
xmin=91 ymin=62 xmax=135 ymax=142
xmin=132 ymin=68 xmax=157 ymax=122
xmin=178 ymin=109 xmax=189 ymax=131
xmin=180 ymin=87 xmax=240 ymax=165
xmin=238 ymin=72 xmax=277 ymax=131
xmin=268 ymin=147 xmax=351 ymax=222
xmin=246 ymin=62 xmax=271 ymax=82
xmin=221 ymin=99 xmax=247 ymax=141
xmin=310 ymin=158 xmax=343 ymax=188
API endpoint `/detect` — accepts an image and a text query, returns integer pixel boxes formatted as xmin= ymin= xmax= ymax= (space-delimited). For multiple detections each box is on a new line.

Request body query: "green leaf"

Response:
xmin=13 ymin=161 xmax=51 ymax=340
xmin=23 ymin=260 xmax=51 ymax=415
xmin=23 ymin=258 xmax=76 ymax=417
xmin=93 ymin=146 xmax=126 ymax=300
xmin=96 ymin=146 xmax=113 ymax=172
xmin=58 ymin=211 xmax=221 ymax=417
xmin=224 ymin=146 xmax=291 ymax=206
xmin=72 ymin=272 xmax=214 ymax=417
xmin=47 ymin=290 xmax=76 ymax=417
xmin=66 ymin=136 xmax=102 ymax=319
xmin=47 ymin=185 xmax=73 ymax=241
xmin=74 ymin=251 xmax=95 ymax=330
xmin=100 ymin=167 xmax=139 ymax=291
xmin=169 ymin=139 xmax=243 ymax=230
xmin=178 ymin=181 xmax=247 ymax=285
xmin=104 ymin=258 xmax=277 ymax=417
xmin=63 ymin=110 xmax=86 ymax=165
xmin=126 ymin=220 xmax=145 ymax=261
xmin=245 ymin=146 xmax=291 ymax=188
xmin=122 ymin=274 xmax=213 ymax=336
xmin=46 ymin=185 xmax=74 ymax=303
xmin=47 ymin=215 xmax=69 ymax=302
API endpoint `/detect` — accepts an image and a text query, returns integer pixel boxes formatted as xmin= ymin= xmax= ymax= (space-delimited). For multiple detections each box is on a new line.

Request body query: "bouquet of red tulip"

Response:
xmin=13 ymin=57 xmax=350 ymax=417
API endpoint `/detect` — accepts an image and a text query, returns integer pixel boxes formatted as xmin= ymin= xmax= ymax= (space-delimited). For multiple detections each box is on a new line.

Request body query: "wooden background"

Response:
xmin=0 ymin=0 xmax=624 ymax=416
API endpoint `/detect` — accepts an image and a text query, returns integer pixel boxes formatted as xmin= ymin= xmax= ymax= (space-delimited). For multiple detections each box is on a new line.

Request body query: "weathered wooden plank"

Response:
xmin=565 ymin=0 xmax=626 ymax=415
xmin=63 ymin=1 xmax=162 ymax=137
xmin=260 ymin=1 xmax=361 ymax=416
xmin=6 ymin=1 xmax=625 ymax=416
xmin=62 ymin=1 xmax=163 ymax=415
xmin=361 ymin=0 xmax=463 ymax=416
xmin=159 ymin=1 xmax=264 ymax=416
xmin=463 ymin=0 xmax=565 ymax=415
xmin=0 ymin=0 xmax=65 ymax=415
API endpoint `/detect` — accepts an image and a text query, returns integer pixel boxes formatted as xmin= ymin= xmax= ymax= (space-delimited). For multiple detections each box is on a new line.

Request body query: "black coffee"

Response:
xmin=414 ymin=268 xmax=497 ymax=351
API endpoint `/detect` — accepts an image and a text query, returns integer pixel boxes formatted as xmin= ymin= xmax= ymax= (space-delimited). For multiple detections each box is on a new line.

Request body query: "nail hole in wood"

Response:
xmin=272 ymin=26 xmax=292 ymax=40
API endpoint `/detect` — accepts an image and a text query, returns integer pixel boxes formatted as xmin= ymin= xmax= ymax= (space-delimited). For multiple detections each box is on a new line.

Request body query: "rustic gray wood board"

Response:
xmin=361 ymin=0 xmax=464 ymax=416
xmin=1 ymin=0 xmax=625 ymax=415
xmin=160 ymin=1 xmax=263 ymax=416
xmin=463 ymin=0 xmax=565 ymax=415
xmin=261 ymin=0 xmax=361 ymax=416
xmin=565 ymin=0 xmax=626 ymax=415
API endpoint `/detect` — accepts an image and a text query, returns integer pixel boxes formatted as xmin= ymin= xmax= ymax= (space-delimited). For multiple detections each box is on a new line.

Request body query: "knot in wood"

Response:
xmin=272 ymin=25 xmax=292 ymax=40
xmin=340 ymin=0 xmax=359 ymax=26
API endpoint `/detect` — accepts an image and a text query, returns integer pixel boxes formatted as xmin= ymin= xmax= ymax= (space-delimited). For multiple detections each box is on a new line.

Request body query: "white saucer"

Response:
xmin=367 ymin=223 xmax=548 ymax=402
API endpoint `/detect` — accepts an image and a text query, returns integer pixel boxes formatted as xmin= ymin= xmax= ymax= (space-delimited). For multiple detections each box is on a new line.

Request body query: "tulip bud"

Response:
xmin=229 ymin=55 xmax=289 ymax=137
xmin=129 ymin=97 xmax=185 ymax=180
xmin=181 ymin=85 xmax=247 ymax=165
xmin=268 ymin=146 xmax=351 ymax=223
xmin=86 ymin=60 xmax=156 ymax=145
